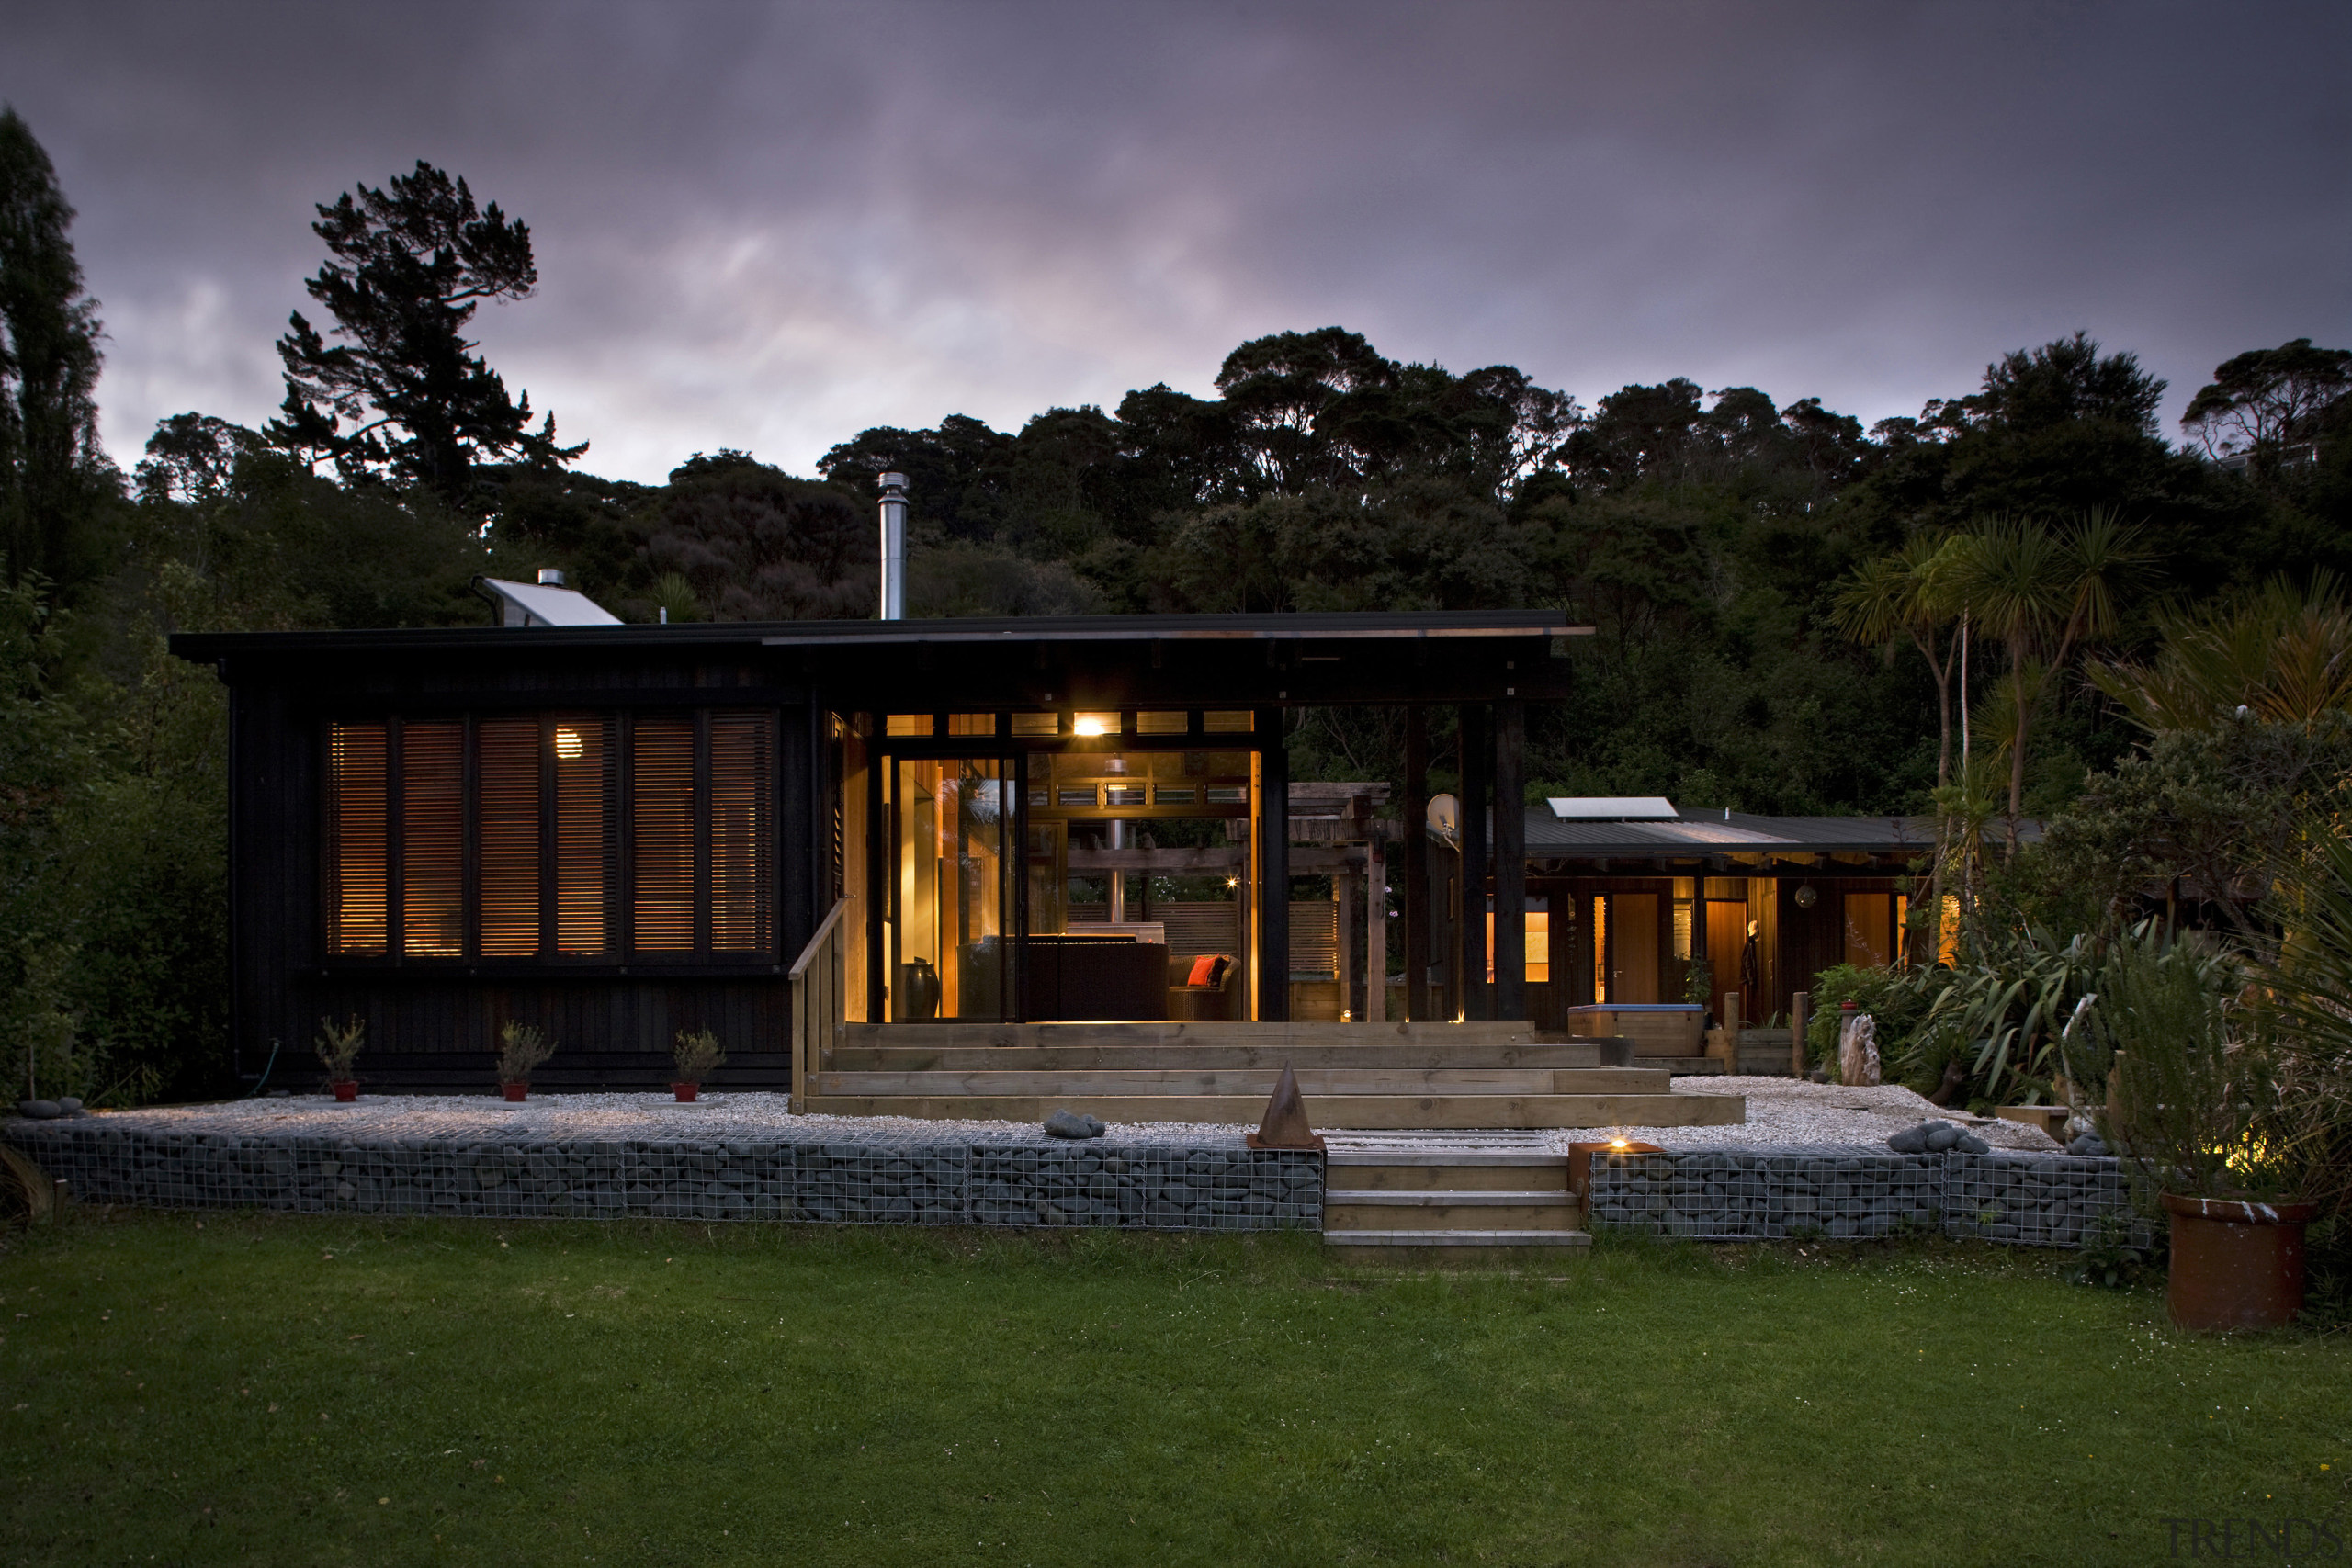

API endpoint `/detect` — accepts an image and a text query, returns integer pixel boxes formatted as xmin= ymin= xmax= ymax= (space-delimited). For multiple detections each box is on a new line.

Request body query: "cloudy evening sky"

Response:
xmin=6 ymin=0 xmax=2347 ymax=484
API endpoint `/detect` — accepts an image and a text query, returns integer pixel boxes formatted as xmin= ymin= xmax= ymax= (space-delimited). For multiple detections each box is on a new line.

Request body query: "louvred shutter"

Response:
xmin=709 ymin=713 xmax=774 ymax=953
xmin=327 ymin=723 xmax=389 ymax=955
xmin=552 ymin=717 xmax=612 ymax=953
xmin=631 ymin=718 xmax=695 ymax=952
xmin=478 ymin=719 xmax=541 ymax=955
xmin=400 ymin=723 xmax=465 ymax=957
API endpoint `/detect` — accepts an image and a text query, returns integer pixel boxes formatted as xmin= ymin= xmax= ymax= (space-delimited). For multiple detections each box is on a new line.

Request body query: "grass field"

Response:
xmin=1 ymin=1209 xmax=2345 ymax=1567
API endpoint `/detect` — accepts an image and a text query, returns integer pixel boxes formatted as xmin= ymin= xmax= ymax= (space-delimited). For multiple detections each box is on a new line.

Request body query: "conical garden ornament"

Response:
xmin=1246 ymin=1062 xmax=1326 ymax=1151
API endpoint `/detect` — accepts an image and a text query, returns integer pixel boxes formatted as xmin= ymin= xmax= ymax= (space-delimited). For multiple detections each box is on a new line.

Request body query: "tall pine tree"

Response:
xmin=0 ymin=106 xmax=106 ymax=590
xmin=270 ymin=161 xmax=582 ymax=503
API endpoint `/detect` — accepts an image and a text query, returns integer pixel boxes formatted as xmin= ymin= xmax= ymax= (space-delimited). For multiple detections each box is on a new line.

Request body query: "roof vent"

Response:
xmin=537 ymin=567 xmax=567 ymax=587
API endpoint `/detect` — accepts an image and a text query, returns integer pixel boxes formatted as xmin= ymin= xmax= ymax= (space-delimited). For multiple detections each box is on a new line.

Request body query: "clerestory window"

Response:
xmin=324 ymin=711 xmax=775 ymax=962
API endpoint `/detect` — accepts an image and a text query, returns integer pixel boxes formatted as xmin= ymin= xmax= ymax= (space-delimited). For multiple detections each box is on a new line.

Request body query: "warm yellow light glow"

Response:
xmin=1609 ymin=1138 xmax=1630 ymax=1150
xmin=1073 ymin=716 xmax=1105 ymax=737
xmin=553 ymin=727 xmax=583 ymax=761
xmin=1226 ymin=875 xmax=1238 ymax=888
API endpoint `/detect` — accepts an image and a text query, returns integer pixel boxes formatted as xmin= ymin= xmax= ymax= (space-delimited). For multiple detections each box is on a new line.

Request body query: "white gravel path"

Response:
xmin=1538 ymin=1075 xmax=2064 ymax=1155
xmin=59 ymin=1078 xmax=2063 ymax=1156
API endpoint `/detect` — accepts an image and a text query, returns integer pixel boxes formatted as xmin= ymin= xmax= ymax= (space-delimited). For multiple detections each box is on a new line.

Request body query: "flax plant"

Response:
xmin=2077 ymin=930 xmax=2273 ymax=1201
xmin=2255 ymin=818 xmax=2352 ymax=1218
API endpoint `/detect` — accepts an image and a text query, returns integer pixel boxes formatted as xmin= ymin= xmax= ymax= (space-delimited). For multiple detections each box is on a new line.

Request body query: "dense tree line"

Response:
xmin=4 ymin=127 xmax=2348 ymax=1102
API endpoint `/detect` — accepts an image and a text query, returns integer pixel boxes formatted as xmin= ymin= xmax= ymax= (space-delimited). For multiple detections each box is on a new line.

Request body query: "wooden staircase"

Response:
xmin=797 ymin=1022 xmax=1746 ymax=1130
xmin=1321 ymin=1135 xmax=1590 ymax=1262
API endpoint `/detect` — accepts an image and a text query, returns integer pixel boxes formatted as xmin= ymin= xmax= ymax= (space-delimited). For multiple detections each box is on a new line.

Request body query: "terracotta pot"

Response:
xmin=2161 ymin=1192 xmax=2317 ymax=1331
xmin=500 ymin=1081 xmax=528 ymax=1102
xmin=672 ymin=1082 xmax=699 ymax=1102
xmin=331 ymin=1080 xmax=357 ymax=1102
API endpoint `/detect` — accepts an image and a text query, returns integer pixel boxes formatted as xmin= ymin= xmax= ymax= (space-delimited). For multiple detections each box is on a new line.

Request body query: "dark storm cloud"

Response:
xmin=5 ymin=0 xmax=2346 ymax=481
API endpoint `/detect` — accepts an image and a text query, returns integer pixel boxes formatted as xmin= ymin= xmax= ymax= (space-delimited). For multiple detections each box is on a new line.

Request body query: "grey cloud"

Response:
xmin=5 ymin=0 xmax=2346 ymax=482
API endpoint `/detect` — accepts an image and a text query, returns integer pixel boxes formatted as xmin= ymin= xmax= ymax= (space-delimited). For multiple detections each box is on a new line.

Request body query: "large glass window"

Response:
xmin=323 ymin=711 xmax=772 ymax=962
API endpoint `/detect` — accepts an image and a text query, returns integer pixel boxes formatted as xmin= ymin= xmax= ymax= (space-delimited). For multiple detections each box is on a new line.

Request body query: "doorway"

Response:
xmin=1611 ymin=892 xmax=1660 ymax=1003
xmin=885 ymin=756 xmax=1013 ymax=1021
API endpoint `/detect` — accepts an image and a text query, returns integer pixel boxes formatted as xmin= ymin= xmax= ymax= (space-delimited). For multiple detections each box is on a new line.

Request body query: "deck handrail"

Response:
xmin=787 ymin=897 xmax=853 ymax=1113
xmin=788 ymin=897 xmax=851 ymax=979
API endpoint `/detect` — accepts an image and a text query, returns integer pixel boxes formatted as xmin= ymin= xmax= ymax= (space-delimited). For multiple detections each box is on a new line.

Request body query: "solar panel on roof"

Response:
xmin=1545 ymin=796 xmax=1679 ymax=819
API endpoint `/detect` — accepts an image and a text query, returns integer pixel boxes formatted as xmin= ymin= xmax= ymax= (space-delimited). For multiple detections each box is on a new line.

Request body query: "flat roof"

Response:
xmin=1521 ymin=807 xmax=2041 ymax=859
xmin=172 ymin=608 xmax=1589 ymax=661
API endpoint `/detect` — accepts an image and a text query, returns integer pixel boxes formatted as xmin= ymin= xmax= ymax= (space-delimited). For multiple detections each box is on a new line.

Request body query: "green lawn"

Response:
xmin=1 ymin=1211 xmax=2345 ymax=1567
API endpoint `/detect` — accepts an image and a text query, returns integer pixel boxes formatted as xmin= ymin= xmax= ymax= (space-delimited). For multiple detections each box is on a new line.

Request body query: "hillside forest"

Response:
xmin=6 ymin=126 xmax=2351 ymax=1106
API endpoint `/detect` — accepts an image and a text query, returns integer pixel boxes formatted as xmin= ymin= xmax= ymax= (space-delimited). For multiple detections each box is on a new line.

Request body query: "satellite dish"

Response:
xmin=1426 ymin=793 xmax=1459 ymax=845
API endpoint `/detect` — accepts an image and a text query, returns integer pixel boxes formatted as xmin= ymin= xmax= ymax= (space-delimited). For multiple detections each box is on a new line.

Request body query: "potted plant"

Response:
xmin=2086 ymin=932 xmax=2307 ymax=1332
xmin=495 ymin=1021 xmax=556 ymax=1102
xmin=316 ymin=1014 xmax=367 ymax=1101
xmin=671 ymin=1029 xmax=724 ymax=1102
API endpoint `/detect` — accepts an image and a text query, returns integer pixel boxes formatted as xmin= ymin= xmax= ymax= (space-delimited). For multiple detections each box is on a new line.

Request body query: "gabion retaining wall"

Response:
xmin=1588 ymin=1147 xmax=2153 ymax=1247
xmin=1 ymin=1122 xmax=1321 ymax=1232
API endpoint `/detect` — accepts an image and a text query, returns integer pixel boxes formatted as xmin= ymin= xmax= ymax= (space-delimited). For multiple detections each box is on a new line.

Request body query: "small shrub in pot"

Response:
xmin=496 ymin=1021 xmax=556 ymax=1101
xmin=672 ymin=1029 xmax=725 ymax=1101
xmin=315 ymin=1015 xmax=366 ymax=1101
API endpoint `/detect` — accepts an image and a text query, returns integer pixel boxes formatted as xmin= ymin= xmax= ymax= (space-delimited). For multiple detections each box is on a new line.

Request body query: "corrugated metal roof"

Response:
xmin=172 ymin=608 xmax=1588 ymax=660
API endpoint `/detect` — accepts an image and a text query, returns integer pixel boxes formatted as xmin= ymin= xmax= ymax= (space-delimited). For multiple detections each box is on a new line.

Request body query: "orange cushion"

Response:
xmin=1186 ymin=953 xmax=1219 ymax=987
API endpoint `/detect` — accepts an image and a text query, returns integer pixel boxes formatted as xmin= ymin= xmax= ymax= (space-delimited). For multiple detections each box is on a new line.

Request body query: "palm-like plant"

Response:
xmin=1949 ymin=510 xmax=2150 ymax=855
xmin=2092 ymin=571 xmax=2352 ymax=734
xmin=1831 ymin=533 xmax=1968 ymax=787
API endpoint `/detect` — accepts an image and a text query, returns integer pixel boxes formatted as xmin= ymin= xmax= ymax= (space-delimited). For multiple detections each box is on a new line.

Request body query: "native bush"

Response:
xmin=1804 ymin=962 xmax=1942 ymax=1079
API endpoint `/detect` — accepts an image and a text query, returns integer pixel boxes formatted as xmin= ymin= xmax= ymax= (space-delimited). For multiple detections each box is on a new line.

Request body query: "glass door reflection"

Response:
xmin=888 ymin=757 xmax=1012 ymax=1021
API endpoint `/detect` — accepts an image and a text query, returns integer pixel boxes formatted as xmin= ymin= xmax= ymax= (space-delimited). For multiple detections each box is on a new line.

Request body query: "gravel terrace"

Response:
xmin=44 ymin=1077 xmax=2064 ymax=1156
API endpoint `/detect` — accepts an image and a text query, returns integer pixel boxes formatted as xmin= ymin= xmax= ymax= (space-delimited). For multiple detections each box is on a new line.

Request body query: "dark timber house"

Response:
xmin=170 ymin=606 xmax=1600 ymax=1103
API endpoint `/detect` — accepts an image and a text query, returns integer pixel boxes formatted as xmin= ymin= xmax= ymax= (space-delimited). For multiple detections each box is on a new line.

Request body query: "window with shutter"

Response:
xmin=477 ymin=719 xmax=540 ymax=956
xmin=327 ymin=723 xmax=389 ymax=955
xmin=710 ymin=713 xmax=774 ymax=952
xmin=632 ymin=718 xmax=696 ymax=952
xmin=553 ymin=718 xmax=611 ymax=953
xmin=400 ymin=722 xmax=465 ymax=956
xmin=324 ymin=707 xmax=770 ymax=964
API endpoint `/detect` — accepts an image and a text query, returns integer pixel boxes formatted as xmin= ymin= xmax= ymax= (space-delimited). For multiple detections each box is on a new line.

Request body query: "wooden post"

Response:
xmin=1257 ymin=706 xmax=1288 ymax=1022
xmin=1365 ymin=834 xmax=1388 ymax=1023
xmin=1790 ymin=989 xmax=1810 ymax=1078
xmin=1404 ymin=707 xmax=1430 ymax=1021
xmin=1337 ymin=865 xmax=1358 ymax=1021
xmin=1459 ymin=705 xmax=1490 ymax=1021
xmin=1493 ymin=698 xmax=1527 ymax=1022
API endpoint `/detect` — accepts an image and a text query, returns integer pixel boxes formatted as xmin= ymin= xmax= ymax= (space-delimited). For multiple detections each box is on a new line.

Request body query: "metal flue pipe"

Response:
xmin=877 ymin=470 xmax=907 ymax=620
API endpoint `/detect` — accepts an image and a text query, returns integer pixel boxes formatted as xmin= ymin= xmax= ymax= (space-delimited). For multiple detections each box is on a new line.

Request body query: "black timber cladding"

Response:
xmin=172 ymin=609 xmax=1585 ymax=1087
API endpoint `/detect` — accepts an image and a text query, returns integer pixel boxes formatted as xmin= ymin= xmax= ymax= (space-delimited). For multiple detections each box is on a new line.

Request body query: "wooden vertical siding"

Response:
xmin=1776 ymin=876 xmax=1906 ymax=1019
xmin=224 ymin=648 xmax=812 ymax=1091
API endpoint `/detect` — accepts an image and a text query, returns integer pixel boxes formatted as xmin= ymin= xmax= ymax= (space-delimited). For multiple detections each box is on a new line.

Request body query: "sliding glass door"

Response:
xmin=885 ymin=756 xmax=1014 ymax=1021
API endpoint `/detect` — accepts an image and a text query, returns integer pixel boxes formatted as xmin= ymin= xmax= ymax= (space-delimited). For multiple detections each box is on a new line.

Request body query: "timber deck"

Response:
xmin=797 ymin=1022 xmax=1746 ymax=1129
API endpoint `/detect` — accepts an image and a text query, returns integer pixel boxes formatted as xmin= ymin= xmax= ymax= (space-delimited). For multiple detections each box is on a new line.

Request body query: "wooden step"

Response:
xmin=791 ymin=1093 xmax=1743 ymax=1128
xmin=826 ymin=1043 xmax=1609 ymax=1071
xmin=810 ymin=1067 xmax=1668 ymax=1097
xmin=1326 ymin=1153 xmax=1569 ymax=1191
xmin=1322 ymin=1228 xmax=1594 ymax=1264
xmin=1323 ymin=1191 xmax=1581 ymax=1231
xmin=840 ymin=1021 xmax=1596 ymax=1049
